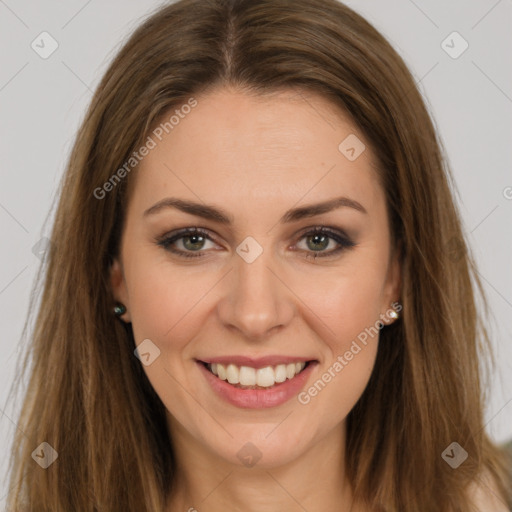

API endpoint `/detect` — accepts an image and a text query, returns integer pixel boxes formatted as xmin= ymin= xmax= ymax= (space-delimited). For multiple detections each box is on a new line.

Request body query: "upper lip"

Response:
xmin=197 ymin=355 xmax=317 ymax=369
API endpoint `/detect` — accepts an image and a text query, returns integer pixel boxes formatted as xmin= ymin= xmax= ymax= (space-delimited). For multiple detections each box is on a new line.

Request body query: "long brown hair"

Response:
xmin=6 ymin=0 xmax=511 ymax=510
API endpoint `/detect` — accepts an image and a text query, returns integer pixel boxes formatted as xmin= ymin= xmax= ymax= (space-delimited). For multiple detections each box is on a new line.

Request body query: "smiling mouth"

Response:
xmin=200 ymin=360 xmax=314 ymax=389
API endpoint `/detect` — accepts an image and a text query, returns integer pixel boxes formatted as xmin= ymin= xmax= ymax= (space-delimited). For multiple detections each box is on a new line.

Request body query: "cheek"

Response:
xmin=126 ymin=258 xmax=214 ymax=345
xmin=290 ymin=261 xmax=385 ymax=412
xmin=296 ymin=278 xmax=381 ymax=426
xmin=293 ymin=260 xmax=388 ymax=349
xmin=124 ymin=264 xmax=214 ymax=416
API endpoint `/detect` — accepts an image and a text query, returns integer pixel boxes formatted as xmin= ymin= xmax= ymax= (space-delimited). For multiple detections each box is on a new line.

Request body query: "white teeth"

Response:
xmin=207 ymin=361 xmax=307 ymax=388
xmin=274 ymin=364 xmax=287 ymax=383
xmin=256 ymin=366 xmax=275 ymax=387
xmin=226 ymin=364 xmax=239 ymax=384
xmin=239 ymin=366 xmax=256 ymax=386
xmin=217 ymin=364 xmax=227 ymax=380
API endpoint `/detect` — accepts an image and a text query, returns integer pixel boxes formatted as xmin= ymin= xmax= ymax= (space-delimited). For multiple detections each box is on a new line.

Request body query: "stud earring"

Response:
xmin=389 ymin=302 xmax=401 ymax=320
xmin=114 ymin=302 xmax=127 ymax=317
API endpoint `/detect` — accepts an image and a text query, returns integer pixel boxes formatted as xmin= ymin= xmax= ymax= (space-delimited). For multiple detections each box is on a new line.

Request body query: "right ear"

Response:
xmin=110 ymin=258 xmax=131 ymax=323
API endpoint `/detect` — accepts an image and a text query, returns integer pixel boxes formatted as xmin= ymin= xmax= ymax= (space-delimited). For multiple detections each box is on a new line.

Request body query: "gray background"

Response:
xmin=1 ymin=0 xmax=511 ymax=505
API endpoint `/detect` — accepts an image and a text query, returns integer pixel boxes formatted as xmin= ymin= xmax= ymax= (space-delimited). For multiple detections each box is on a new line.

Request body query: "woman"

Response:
xmin=7 ymin=0 xmax=512 ymax=510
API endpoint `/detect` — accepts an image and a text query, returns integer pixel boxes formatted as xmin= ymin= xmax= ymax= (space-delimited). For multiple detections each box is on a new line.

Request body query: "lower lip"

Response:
xmin=196 ymin=360 xmax=318 ymax=409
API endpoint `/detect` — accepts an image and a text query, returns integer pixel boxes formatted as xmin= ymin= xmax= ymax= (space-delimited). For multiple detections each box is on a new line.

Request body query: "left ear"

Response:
xmin=381 ymin=241 xmax=402 ymax=325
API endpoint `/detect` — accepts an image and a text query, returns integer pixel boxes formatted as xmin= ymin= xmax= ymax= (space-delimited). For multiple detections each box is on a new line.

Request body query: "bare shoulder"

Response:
xmin=467 ymin=470 xmax=511 ymax=512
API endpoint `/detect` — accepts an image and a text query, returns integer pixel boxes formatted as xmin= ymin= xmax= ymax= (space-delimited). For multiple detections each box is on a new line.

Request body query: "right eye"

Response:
xmin=155 ymin=227 xmax=219 ymax=258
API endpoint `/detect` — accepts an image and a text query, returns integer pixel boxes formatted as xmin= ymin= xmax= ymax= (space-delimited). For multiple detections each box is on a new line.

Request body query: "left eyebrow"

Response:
xmin=143 ymin=195 xmax=367 ymax=224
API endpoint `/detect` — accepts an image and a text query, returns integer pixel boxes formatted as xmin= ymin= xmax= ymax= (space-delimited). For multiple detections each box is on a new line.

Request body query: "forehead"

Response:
xmin=127 ymin=86 xmax=382 ymax=215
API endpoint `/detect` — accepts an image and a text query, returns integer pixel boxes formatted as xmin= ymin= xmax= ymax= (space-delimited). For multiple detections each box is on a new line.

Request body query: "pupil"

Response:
xmin=308 ymin=234 xmax=328 ymax=251
xmin=184 ymin=235 xmax=204 ymax=250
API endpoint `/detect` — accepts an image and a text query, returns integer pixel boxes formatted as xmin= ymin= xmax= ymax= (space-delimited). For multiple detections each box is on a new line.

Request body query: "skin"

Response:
xmin=110 ymin=85 xmax=401 ymax=512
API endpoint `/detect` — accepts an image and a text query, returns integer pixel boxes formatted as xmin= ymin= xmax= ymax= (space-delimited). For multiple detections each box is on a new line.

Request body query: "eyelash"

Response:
xmin=155 ymin=226 xmax=356 ymax=260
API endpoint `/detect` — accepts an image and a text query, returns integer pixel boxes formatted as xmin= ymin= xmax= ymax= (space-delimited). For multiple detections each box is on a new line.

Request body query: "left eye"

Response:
xmin=156 ymin=226 xmax=355 ymax=260
xmin=294 ymin=227 xmax=356 ymax=260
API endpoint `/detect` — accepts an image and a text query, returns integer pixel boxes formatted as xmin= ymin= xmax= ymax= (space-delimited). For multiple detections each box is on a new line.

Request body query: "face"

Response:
xmin=110 ymin=86 xmax=400 ymax=469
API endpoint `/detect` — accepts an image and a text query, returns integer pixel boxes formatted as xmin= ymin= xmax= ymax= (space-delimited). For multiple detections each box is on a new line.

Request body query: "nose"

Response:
xmin=216 ymin=243 xmax=295 ymax=341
